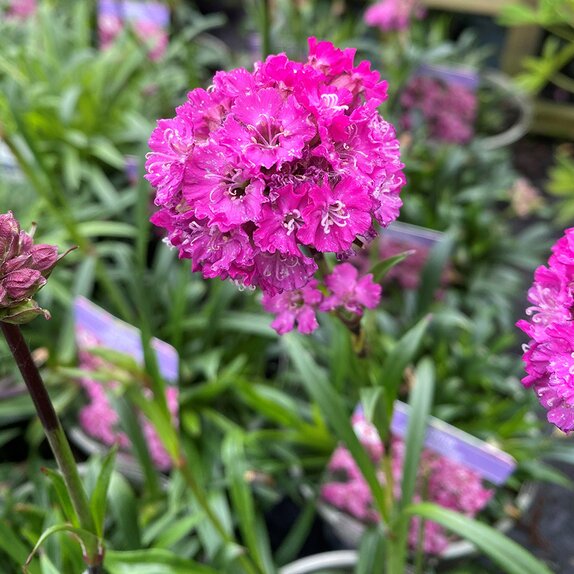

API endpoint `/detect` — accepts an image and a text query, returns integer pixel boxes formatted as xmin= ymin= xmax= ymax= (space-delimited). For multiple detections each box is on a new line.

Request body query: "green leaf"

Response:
xmin=520 ymin=460 xmax=573 ymax=489
xmin=108 ymin=472 xmax=141 ymax=550
xmin=389 ymin=359 xmax=435 ymax=574
xmin=355 ymin=527 xmax=385 ymax=574
xmin=379 ymin=315 xmax=431 ymax=424
xmin=105 ymin=549 xmax=219 ymax=574
xmin=415 ymin=230 xmax=455 ymax=317
xmin=399 ymin=358 xmax=436 ymax=512
xmin=109 ymin=394 xmax=162 ymax=498
xmin=369 ymin=250 xmax=415 ymax=284
xmin=0 ymin=520 xmax=41 ymax=574
xmin=41 ymin=467 xmax=79 ymax=527
xmin=89 ymin=445 xmax=118 ymax=537
xmin=23 ymin=524 xmax=100 ymax=574
xmin=222 ymin=430 xmax=275 ymax=574
xmin=77 ymin=221 xmax=136 ymax=239
xmin=89 ymin=138 xmax=126 ymax=169
xmin=406 ymin=503 xmax=553 ymax=574
xmin=283 ymin=333 xmax=388 ymax=523
xmin=274 ymin=502 xmax=316 ymax=566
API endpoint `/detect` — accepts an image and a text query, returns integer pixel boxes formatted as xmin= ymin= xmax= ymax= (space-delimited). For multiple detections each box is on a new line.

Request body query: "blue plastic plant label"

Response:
xmin=417 ymin=63 xmax=480 ymax=92
xmin=73 ymin=296 xmax=179 ymax=384
xmin=384 ymin=221 xmax=444 ymax=248
xmin=97 ymin=0 xmax=170 ymax=27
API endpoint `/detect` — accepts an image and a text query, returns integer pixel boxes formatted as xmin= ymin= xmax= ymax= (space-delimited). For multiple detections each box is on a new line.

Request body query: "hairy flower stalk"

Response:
xmin=0 ymin=212 xmax=102 ymax=572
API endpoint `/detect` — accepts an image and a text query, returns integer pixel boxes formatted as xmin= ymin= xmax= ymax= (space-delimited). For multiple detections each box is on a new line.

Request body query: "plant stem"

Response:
xmin=176 ymin=456 xmax=262 ymax=574
xmin=261 ymin=0 xmax=272 ymax=58
xmin=1 ymin=322 xmax=101 ymax=567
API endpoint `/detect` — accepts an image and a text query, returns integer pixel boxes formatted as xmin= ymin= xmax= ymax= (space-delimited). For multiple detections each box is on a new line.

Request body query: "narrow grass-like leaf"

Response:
xmin=399 ymin=358 xmax=435 ymax=512
xmin=355 ymin=527 xmax=385 ymax=574
xmin=222 ymin=430 xmax=275 ymax=574
xmin=108 ymin=472 xmax=142 ymax=550
xmin=105 ymin=549 xmax=220 ymax=574
xmin=380 ymin=316 xmax=431 ymax=424
xmin=0 ymin=520 xmax=41 ymax=574
xmin=274 ymin=502 xmax=316 ymax=566
xmin=369 ymin=250 xmax=415 ymax=284
xmin=41 ymin=467 xmax=79 ymax=527
xmin=406 ymin=503 xmax=553 ymax=574
xmin=109 ymin=394 xmax=162 ymax=498
xmin=414 ymin=231 xmax=455 ymax=317
xmin=284 ymin=333 xmax=388 ymax=523
xmin=388 ymin=358 xmax=435 ymax=574
xmin=23 ymin=524 xmax=99 ymax=573
xmin=89 ymin=445 xmax=118 ymax=537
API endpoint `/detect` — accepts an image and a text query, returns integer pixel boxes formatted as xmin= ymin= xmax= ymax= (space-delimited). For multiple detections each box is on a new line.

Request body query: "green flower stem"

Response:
xmin=0 ymin=322 xmax=101 ymax=568
xmin=261 ymin=0 xmax=272 ymax=58
xmin=175 ymin=456 xmax=262 ymax=574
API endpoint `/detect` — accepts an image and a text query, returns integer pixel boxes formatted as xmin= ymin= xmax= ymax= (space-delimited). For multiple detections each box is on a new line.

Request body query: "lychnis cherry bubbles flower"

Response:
xmin=147 ymin=38 xmax=405 ymax=305
xmin=517 ymin=228 xmax=574 ymax=432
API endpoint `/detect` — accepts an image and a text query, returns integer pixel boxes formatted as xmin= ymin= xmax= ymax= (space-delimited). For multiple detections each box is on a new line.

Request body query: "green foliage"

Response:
xmin=547 ymin=145 xmax=574 ymax=224
xmin=500 ymin=0 xmax=574 ymax=95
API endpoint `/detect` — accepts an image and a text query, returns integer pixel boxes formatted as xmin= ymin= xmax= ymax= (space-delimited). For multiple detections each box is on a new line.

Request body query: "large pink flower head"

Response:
xmin=364 ymin=0 xmax=425 ymax=32
xmin=147 ymin=38 xmax=405 ymax=299
xmin=517 ymin=228 xmax=574 ymax=432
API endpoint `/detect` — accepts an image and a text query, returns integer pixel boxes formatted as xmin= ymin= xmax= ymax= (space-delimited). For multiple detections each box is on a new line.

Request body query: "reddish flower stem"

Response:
xmin=1 ymin=321 xmax=101 ymax=568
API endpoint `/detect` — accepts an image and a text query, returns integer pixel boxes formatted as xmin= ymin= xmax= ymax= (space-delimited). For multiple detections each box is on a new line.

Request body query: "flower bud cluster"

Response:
xmin=0 ymin=212 xmax=59 ymax=324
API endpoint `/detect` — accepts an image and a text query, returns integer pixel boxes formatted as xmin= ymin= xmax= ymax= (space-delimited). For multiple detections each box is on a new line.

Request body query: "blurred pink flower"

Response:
xmin=7 ymin=0 xmax=36 ymax=19
xmin=321 ymin=413 xmax=493 ymax=554
xmin=364 ymin=0 xmax=425 ymax=32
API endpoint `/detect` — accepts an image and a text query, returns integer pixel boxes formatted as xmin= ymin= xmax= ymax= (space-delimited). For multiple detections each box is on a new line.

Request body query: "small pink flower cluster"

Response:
xmin=77 ymin=338 xmax=178 ymax=470
xmin=147 ymin=38 xmax=405 ymax=299
xmin=6 ymin=0 xmax=36 ymax=19
xmin=321 ymin=415 xmax=493 ymax=554
xmin=98 ymin=14 xmax=168 ymax=61
xmin=0 ymin=212 xmax=59 ymax=323
xmin=364 ymin=0 xmax=425 ymax=32
xmin=262 ymin=262 xmax=381 ymax=335
xmin=517 ymin=228 xmax=574 ymax=432
xmin=400 ymin=75 xmax=477 ymax=144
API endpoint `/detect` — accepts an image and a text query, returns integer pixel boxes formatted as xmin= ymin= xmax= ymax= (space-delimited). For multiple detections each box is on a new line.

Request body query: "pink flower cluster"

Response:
xmin=77 ymin=334 xmax=178 ymax=470
xmin=517 ymin=228 xmax=574 ymax=432
xmin=364 ymin=0 xmax=425 ymax=32
xmin=262 ymin=263 xmax=381 ymax=335
xmin=6 ymin=0 xmax=36 ymax=19
xmin=400 ymin=75 xmax=477 ymax=144
xmin=0 ymin=212 xmax=60 ymax=323
xmin=147 ymin=38 xmax=405 ymax=300
xmin=321 ymin=414 xmax=493 ymax=554
xmin=98 ymin=14 xmax=168 ymax=61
